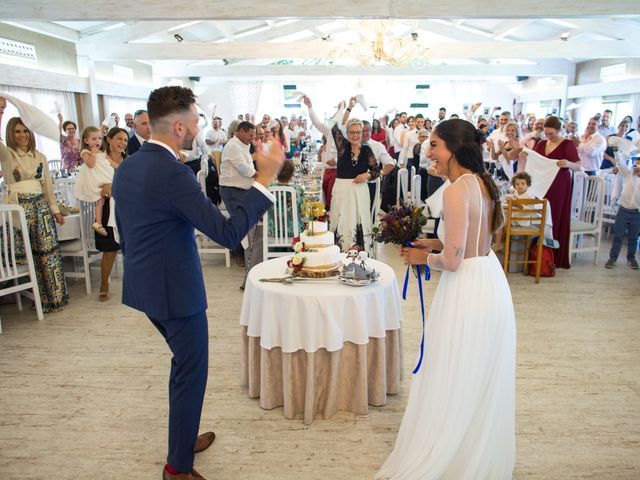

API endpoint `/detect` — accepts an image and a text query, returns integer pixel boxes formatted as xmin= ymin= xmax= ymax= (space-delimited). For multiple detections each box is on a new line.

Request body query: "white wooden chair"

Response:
xmin=263 ymin=185 xmax=300 ymax=260
xmin=0 ymin=204 xmax=44 ymax=333
xmin=599 ymin=170 xmax=618 ymax=237
xmin=396 ymin=168 xmax=409 ymax=206
xmin=195 ymin=170 xmax=230 ymax=267
xmin=370 ymin=176 xmax=381 ymax=222
xmin=569 ymin=175 xmax=605 ymax=265
xmin=411 ymin=174 xmax=423 ymax=207
xmin=571 ymin=171 xmax=588 ymax=219
xmin=48 ymin=159 xmax=64 ymax=174
xmin=58 ymin=201 xmax=102 ymax=294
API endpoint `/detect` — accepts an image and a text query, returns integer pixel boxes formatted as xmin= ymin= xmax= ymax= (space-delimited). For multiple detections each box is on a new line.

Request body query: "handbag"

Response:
xmin=527 ymin=241 xmax=555 ymax=277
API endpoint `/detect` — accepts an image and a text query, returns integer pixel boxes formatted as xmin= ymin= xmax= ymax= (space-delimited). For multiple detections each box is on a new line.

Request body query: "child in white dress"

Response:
xmin=492 ymin=171 xmax=536 ymax=250
xmin=74 ymin=126 xmax=115 ymax=236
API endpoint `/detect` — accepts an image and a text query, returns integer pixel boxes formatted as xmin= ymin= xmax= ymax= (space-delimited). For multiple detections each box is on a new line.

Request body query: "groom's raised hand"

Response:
xmin=254 ymin=146 xmax=285 ymax=188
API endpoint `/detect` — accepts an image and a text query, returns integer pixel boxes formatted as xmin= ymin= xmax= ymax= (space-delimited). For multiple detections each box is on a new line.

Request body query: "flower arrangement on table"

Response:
xmin=301 ymin=200 xmax=330 ymax=235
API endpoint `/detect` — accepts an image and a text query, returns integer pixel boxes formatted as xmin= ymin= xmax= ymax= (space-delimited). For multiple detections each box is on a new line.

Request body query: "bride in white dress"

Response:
xmin=375 ymin=119 xmax=516 ymax=480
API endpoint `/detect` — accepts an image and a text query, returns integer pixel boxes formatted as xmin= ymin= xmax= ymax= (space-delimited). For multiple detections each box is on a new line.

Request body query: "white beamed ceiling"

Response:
xmin=1 ymin=2 xmax=639 ymax=79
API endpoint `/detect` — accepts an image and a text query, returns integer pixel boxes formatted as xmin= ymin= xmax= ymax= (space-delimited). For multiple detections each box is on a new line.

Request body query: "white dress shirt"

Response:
xmin=366 ymin=138 xmax=395 ymax=184
xmin=419 ymin=138 xmax=431 ymax=169
xmin=614 ymin=163 xmax=640 ymax=211
xmin=392 ymin=123 xmax=407 ymax=154
xmin=577 ymin=132 xmax=606 ymax=172
xmin=219 ymin=136 xmax=256 ymax=190
xmin=308 ymin=107 xmax=337 ymax=170
xmin=205 ymin=128 xmax=227 ymax=152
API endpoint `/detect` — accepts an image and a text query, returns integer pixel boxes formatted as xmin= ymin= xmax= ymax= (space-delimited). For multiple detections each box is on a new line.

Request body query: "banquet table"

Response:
xmin=240 ymin=255 xmax=403 ymax=424
xmin=56 ymin=213 xmax=80 ymax=241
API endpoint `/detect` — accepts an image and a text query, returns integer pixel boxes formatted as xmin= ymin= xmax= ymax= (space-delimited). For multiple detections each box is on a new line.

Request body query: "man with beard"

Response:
xmin=113 ymin=86 xmax=282 ymax=480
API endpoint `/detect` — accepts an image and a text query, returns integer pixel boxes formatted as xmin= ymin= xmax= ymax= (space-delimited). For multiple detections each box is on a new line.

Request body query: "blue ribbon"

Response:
xmin=402 ymin=242 xmax=431 ymax=374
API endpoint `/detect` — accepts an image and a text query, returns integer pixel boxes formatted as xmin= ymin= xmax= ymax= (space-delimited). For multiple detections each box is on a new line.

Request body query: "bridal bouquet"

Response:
xmin=374 ymin=205 xmax=430 ymax=375
xmin=373 ymin=205 xmax=427 ymax=246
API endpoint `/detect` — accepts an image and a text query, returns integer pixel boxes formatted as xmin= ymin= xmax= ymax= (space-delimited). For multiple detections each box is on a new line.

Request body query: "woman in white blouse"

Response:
xmin=0 ymin=115 xmax=69 ymax=312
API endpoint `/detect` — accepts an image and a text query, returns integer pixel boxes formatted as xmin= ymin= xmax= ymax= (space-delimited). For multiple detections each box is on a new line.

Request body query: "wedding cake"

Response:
xmin=288 ymin=205 xmax=342 ymax=277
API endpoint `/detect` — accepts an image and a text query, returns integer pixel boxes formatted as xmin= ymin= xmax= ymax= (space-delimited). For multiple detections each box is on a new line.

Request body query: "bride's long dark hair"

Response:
xmin=434 ymin=119 xmax=504 ymax=233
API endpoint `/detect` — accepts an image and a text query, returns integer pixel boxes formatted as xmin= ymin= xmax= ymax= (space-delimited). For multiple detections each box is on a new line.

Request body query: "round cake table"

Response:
xmin=240 ymin=255 xmax=403 ymax=424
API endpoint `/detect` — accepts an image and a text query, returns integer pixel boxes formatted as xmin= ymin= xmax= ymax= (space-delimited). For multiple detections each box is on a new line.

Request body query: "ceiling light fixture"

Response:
xmin=329 ymin=20 xmax=429 ymax=67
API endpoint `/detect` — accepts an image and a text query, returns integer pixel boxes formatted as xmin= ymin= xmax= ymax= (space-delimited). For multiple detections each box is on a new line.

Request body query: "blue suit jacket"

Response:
xmin=112 ymin=142 xmax=272 ymax=320
xmin=127 ymin=135 xmax=141 ymax=156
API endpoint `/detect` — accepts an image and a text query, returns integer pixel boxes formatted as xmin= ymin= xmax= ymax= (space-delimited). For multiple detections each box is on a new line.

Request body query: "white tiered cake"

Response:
xmin=291 ymin=221 xmax=342 ymax=277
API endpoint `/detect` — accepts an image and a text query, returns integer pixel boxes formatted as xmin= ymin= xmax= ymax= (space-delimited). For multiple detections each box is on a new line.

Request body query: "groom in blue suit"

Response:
xmin=113 ymin=86 xmax=281 ymax=480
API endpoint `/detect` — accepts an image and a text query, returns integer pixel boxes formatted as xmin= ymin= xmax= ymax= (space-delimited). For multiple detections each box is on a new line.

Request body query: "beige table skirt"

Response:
xmin=241 ymin=326 xmax=402 ymax=425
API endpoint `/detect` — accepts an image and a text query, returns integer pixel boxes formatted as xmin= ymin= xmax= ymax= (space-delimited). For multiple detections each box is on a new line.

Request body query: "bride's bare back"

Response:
xmin=428 ymin=174 xmax=494 ymax=271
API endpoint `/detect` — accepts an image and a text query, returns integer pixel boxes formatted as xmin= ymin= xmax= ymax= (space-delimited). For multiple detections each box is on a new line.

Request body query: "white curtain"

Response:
xmin=630 ymin=93 xmax=640 ymax=121
xmin=0 ymin=84 xmax=76 ymax=161
xmin=101 ymin=95 xmax=147 ymax=127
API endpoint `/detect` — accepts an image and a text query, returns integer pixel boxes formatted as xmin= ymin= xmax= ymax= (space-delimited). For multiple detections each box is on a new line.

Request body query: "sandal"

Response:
xmin=99 ymin=291 xmax=109 ymax=302
xmin=93 ymin=222 xmax=108 ymax=237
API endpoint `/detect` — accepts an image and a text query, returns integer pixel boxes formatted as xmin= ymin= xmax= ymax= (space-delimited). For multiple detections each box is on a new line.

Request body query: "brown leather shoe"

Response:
xmin=162 ymin=466 xmax=206 ymax=480
xmin=193 ymin=431 xmax=216 ymax=453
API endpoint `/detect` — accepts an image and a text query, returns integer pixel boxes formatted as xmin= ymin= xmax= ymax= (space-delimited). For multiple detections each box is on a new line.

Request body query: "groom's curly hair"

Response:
xmin=147 ymin=86 xmax=196 ymax=127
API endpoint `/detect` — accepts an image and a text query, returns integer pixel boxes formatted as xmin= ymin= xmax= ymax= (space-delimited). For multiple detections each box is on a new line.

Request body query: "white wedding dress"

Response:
xmin=376 ymin=174 xmax=516 ymax=480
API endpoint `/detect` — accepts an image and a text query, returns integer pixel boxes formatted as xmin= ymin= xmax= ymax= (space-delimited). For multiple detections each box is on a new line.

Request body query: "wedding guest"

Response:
xmin=270 ymin=119 xmax=289 ymax=155
xmin=94 ymin=127 xmax=128 ymax=301
xmin=0 ymin=114 xmax=69 ymax=312
xmin=371 ymin=118 xmax=387 ymax=146
xmin=123 ymin=113 xmax=134 ymax=135
xmin=598 ymin=109 xmax=616 ymax=137
xmin=577 ymin=118 xmax=607 ymax=175
xmin=377 ymin=119 xmax=514 ymax=479
xmin=604 ymin=157 xmax=640 ymax=270
xmin=112 ymin=86 xmax=281 ymax=480
xmin=602 ymin=120 xmax=633 ymax=169
xmin=307 ymin=105 xmax=340 ymax=211
xmin=521 ymin=117 xmax=546 ymax=150
xmin=57 ymin=113 xmax=82 ymax=171
xmin=487 ymin=122 xmax=522 ymax=175
xmin=304 ymin=95 xmax=380 ymax=254
xmin=219 ymin=121 xmax=260 ymax=214
xmin=127 ymin=109 xmax=151 ymax=155
xmin=528 ymin=116 xmax=581 ymax=269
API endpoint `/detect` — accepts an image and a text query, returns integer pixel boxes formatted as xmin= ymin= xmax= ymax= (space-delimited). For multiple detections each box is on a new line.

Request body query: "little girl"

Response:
xmin=492 ymin=171 xmax=536 ymax=251
xmin=74 ymin=126 xmax=115 ymax=236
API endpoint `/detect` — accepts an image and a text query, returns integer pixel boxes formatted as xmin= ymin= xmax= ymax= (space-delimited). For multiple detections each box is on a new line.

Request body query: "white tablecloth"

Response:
xmin=240 ymin=256 xmax=403 ymax=353
xmin=56 ymin=213 xmax=80 ymax=241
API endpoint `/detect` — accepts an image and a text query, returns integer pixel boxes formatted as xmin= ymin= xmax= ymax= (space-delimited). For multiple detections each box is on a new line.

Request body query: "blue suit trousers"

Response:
xmin=149 ymin=311 xmax=208 ymax=473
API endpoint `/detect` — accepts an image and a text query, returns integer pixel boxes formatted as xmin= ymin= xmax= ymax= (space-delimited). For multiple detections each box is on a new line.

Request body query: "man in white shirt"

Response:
xmin=361 ymin=120 xmax=396 ymax=207
xmin=124 ymin=113 xmax=134 ymax=136
xmin=219 ymin=122 xmax=258 ymax=213
xmin=520 ymin=118 xmax=546 ymax=150
xmin=577 ymin=118 xmax=607 ymax=175
xmin=487 ymin=111 xmax=512 ymax=144
xmin=392 ymin=111 xmax=408 ymax=160
xmin=598 ymin=109 xmax=617 ymax=138
xmin=605 ymin=157 xmax=640 ymax=269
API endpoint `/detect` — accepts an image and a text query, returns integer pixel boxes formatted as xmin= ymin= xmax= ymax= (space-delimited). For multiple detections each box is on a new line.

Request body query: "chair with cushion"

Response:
xmin=503 ymin=197 xmax=548 ymax=283
xmin=263 ymin=185 xmax=300 ymax=260
xmin=0 ymin=204 xmax=44 ymax=332
xmin=569 ymin=175 xmax=605 ymax=265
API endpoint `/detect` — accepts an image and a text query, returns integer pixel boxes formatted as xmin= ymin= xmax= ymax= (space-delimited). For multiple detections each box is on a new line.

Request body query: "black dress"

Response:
xmin=95 ymin=199 xmax=120 ymax=252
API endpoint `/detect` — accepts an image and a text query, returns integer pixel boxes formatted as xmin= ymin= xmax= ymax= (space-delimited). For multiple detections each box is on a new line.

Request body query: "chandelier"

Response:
xmin=329 ymin=20 xmax=429 ymax=67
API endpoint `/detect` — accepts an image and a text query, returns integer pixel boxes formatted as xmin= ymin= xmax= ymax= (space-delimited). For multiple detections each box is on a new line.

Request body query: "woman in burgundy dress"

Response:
xmin=533 ymin=116 xmax=581 ymax=268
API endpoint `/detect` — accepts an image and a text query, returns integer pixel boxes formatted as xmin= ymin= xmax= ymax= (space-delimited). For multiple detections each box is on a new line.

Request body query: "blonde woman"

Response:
xmin=0 ymin=115 xmax=69 ymax=312
xmin=487 ymin=122 xmax=523 ymax=176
